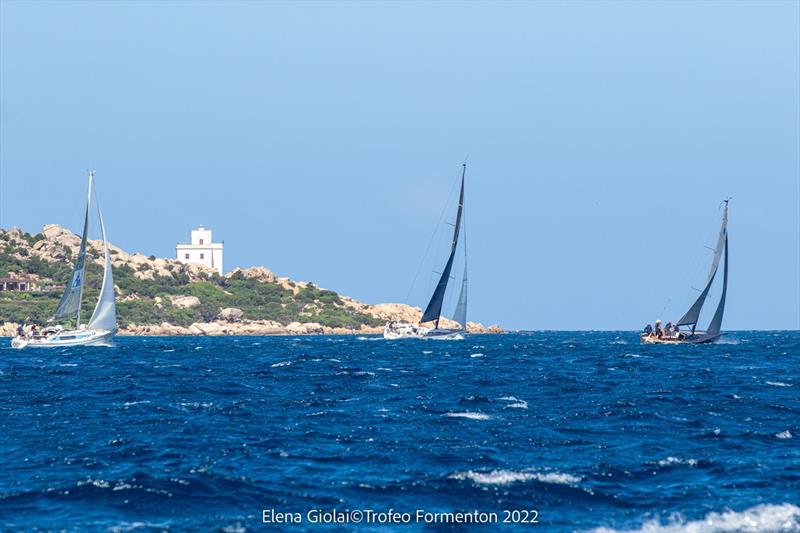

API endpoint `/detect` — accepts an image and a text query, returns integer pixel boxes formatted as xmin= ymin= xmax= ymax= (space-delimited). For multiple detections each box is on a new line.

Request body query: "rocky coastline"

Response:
xmin=0 ymin=225 xmax=503 ymax=337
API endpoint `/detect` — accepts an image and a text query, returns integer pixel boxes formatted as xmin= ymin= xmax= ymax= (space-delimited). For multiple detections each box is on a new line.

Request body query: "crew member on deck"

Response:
xmin=654 ymin=320 xmax=663 ymax=338
xmin=643 ymin=323 xmax=653 ymax=336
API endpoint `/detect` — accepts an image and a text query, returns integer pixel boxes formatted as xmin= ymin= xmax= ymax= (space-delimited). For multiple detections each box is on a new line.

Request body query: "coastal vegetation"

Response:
xmin=0 ymin=227 xmax=381 ymax=330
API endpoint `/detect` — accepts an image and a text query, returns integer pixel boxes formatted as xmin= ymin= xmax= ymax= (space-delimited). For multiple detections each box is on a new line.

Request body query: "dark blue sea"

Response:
xmin=1 ymin=332 xmax=798 ymax=532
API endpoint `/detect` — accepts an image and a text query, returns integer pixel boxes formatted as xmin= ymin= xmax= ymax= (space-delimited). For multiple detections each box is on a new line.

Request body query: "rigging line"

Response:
xmin=403 ymin=170 xmax=462 ymax=305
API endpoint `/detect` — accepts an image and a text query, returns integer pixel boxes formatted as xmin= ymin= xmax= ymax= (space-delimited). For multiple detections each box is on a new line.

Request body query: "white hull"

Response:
xmin=11 ymin=328 xmax=115 ymax=349
xmin=640 ymin=331 xmax=721 ymax=345
xmin=383 ymin=323 xmax=464 ymax=340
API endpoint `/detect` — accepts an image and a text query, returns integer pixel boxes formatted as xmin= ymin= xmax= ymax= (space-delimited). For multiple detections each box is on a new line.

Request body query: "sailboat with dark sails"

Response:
xmin=11 ymin=171 xmax=117 ymax=348
xmin=383 ymin=164 xmax=468 ymax=340
xmin=641 ymin=200 xmax=729 ymax=344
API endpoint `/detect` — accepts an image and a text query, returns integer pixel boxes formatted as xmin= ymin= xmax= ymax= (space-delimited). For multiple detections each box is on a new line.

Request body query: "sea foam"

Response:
xmin=449 ymin=469 xmax=581 ymax=486
xmin=582 ymin=503 xmax=800 ymax=533
xmin=444 ymin=412 xmax=492 ymax=420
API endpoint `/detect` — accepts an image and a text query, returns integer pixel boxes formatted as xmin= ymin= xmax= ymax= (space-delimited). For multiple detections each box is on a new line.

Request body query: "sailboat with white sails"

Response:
xmin=641 ymin=200 xmax=729 ymax=344
xmin=384 ymin=164 xmax=468 ymax=340
xmin=11 ymin=171 xmax=117 ymax=348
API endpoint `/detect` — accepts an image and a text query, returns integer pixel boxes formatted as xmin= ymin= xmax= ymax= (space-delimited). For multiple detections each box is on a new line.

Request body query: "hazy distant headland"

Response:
xmin=0 ymin=225 xmax=502 ymax=336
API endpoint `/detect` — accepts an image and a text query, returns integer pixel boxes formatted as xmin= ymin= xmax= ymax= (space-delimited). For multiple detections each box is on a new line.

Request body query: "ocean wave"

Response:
xmin=497 ymin=396 xmax=528 ymax=409
xmin=766 ymin=381 xmax=793 ymax=387
xmin=449 ymin=469 xmax=581 ymax=486
xmin=776 ymin=430 xmax=793 ymax=439
xmin=444 ymin=412 xmax=492 ymax=420
xmin=656 ymin=457 xmax=698 ymax=467
xmin=270 ymin=361 xmax=292 ymax=368
xmin=109 ymin=521 xmax=172 ymax=532
xmin=583 ymin=503 xmax=800 ymax=533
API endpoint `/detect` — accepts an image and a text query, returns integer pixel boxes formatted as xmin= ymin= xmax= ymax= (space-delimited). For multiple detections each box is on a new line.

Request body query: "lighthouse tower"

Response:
xmin=176 ymin=225 xmax=224 ymax=275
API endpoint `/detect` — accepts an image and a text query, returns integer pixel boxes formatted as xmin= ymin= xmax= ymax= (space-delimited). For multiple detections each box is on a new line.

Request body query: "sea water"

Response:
xmin=1 ymin=332 xmax=798 ymax=532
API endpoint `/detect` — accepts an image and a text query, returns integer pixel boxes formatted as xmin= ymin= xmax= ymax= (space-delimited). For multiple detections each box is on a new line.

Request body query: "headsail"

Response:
xmin=706 ymin=234 xmax=728 ymax=335
xmin=87 ymin=176 xmax=116 ymax=332
xmin=452 ymin=265 xmax=468 ymax=329
xmin=421 ymin=164 xmax=465 ymax=326
xmin=51 ymin=176 xmax=92 ymax=323
xmin=676 ymin=203 xmax=728 ymax=329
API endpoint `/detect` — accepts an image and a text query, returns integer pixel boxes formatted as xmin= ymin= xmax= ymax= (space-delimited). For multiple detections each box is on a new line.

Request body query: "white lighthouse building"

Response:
xmin=176 ymin=226 xmax=224 ymax=275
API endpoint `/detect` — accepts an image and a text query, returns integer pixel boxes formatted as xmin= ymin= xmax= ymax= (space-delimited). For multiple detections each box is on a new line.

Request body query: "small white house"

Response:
xmin=176 ymin=226 xmax=223 ymax=275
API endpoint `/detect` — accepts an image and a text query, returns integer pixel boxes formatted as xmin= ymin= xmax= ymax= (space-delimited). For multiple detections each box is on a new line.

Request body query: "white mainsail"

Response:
xmin=51 ymin=177 xmax=92 ymax=323
xmin=87 ymin=177 xmax=116 ymax=332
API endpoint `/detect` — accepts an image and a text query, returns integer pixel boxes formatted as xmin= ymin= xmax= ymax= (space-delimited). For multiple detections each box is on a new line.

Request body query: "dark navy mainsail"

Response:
xmin=420 ymin=165 xmax=466 ymax=326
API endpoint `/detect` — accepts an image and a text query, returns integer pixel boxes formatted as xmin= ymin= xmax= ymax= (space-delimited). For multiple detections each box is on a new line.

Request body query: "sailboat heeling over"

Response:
xmin=51 ymin=182 xmax=92 ymax=323
xmin=676 ymin=204 xmax=728 ymax=328
xmin=420 ymin=165 xmax=466 ymax=325
xmin=706 ymin=235 xmax=728 ymax=335
xmin=87 ymin=178 xmax=116 ymax=332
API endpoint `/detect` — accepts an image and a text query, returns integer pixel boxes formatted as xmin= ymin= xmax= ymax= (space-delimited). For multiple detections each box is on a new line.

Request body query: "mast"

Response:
xmin=420 ymin=163 xmax=466 ymax=327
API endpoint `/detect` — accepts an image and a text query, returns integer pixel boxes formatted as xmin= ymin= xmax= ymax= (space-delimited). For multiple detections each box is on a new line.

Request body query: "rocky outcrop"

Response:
xmin=218 ymin=307 xmax=244 ymax=322
xmin=226 ymin=266 xmax=276 ymax=283
xmin=170 ymin=295 xmax=201 ymax=309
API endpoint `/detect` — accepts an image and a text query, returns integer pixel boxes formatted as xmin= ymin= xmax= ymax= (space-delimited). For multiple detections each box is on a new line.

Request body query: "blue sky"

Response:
xmin=1 ymin=1 xmax=798 ymax=330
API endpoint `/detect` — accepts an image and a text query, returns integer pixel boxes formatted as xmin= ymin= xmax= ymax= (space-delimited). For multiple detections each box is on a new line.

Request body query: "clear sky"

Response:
xmin=1 ymin=1 xmax=798 ymax=330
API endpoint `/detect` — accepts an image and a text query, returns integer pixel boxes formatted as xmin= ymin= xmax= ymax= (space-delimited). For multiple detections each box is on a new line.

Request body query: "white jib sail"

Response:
xmin=87 ymin=178 xmax=116 ymax=332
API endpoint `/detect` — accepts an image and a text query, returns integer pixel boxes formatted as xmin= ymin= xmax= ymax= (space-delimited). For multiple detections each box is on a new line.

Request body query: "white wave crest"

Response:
xmin=449 ymin=469 xmax=580 ymax=486
xmin=497 ymin=396 xmax=529 ymax=409
xmin=583 ymin=503 xmax=800 ymax=533
xmin=470 ymin=353 xmax=485 ymax=358
xmin=776 ymin=430 xmax=793 ymax=439
xmin=657 ymin=457 xmax=698 ymax=467
xmin=271 ymin=361 xmax=292 ymax=367
xmin=444 ymin=411 xmax=492 ymax=420
xmin=766 ymin=381 xmax=793 ymax=387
